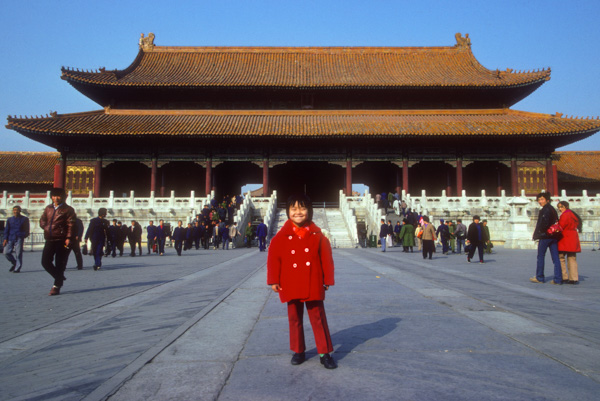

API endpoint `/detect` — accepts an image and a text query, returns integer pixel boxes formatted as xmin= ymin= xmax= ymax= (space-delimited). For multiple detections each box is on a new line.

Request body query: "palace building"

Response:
xmin=6 ymin=33 xmax=600 ymax=202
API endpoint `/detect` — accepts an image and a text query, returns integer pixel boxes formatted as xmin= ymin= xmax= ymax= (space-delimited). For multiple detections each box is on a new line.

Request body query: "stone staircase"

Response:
xmin=269 ymin=208 xmax=356 ymax=248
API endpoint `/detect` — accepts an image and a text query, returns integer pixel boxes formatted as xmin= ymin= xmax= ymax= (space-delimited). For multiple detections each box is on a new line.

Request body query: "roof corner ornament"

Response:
xmin=50 ymin=111 xmax=58 ymax=118
xmin=104 ymin=105 xmax=112 ymax=114
xmin=139 ymin=33 xmax=155 ymax=51
xmin=455 ymin=33 xmax=471 ymax=48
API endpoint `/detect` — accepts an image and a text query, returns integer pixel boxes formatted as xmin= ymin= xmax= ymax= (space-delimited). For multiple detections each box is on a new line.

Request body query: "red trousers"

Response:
xmin=287 ymin=300 xmax=333 ymax=354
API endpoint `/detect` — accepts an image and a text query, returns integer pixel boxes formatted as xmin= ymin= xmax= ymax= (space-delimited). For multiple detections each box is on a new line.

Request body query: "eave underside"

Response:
xmin=7 ymin=109 xmax=600 ymax=156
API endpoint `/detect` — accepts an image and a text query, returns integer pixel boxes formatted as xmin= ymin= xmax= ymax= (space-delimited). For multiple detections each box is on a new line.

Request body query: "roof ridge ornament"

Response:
xmin=455 ymin=33 xmax=471 ymax=48
xmin=139 ymin=33 xmax=155 ymax=51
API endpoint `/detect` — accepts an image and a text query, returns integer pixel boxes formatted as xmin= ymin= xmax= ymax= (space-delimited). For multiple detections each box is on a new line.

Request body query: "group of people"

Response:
xmin=530 ymin=192 xmax=581 ymax=285
xmin=378 ymin=214 xmax=493 ymax=261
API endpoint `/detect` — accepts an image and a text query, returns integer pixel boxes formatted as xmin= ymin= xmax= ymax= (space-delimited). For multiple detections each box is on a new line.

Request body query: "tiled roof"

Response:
xmin=7 ymin=109 xmax=600 ymax=140
xmin=60 ymin=45 xmax=550 ymax=89
xmin=0 ymin=151 xmax=59 ymax=184
xmin=553 ymin=151 xmax=600 ymax=183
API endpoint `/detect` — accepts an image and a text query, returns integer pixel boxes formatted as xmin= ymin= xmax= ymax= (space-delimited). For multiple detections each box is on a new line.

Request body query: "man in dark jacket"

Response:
xmin=85 ymin=208 xmax=109 ymax=271
xmin=146 ymin=220 xmax=156 ymax=254
xmin=66 ymin=217 xmax=84 ymax=270
xmin=379 ymin=218 xmax=390 ymax=252
xmin=107 ymin=220 xmax=120 ymax=257
xmin=3 ymin=205 xmax=30 ymax=273
xmin=128 ymin=220 xmax=142 ymax=256
xmin=466 ymin=215 xmax=488 ymax=264
xmin=172 ymin=220 xmax=185 ymax=256
xmin=530 ymin=192 xmax=562 ymax=284
xmin=39 ymin=188 xmax=76 ymax=295
xmin=256 ymin=220 xmax=268 ymax=251
xmin=436 ymin=219 xmax=450 ymax=254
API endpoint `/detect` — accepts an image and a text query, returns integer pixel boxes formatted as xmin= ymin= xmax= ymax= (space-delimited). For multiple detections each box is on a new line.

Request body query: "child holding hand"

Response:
xmin=267 ymin=194 xmax=337 ymax=369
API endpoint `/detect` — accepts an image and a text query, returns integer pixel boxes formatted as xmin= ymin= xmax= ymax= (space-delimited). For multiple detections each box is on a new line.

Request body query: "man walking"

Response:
xmin=85 ymin=208 xmax=110 ymax=271
xmin=39 ymin=188 xmax=76 ymax=295
xmin=128 ymin=220 xmax=142 ymax=256
xmin=256 ymin=219 xmax=268 ymax=251
xmin=3 ymin=205 xmax=30 ymax=273
xmin=454 ymin=219 xmax=467 ymax=254
xmin=379 ymin=218 xmax=389 ymax=252
xmin=147 ymin=220 xmax=156 ymax=254
xmin=530 ymin=192 xmax=563 ymax=284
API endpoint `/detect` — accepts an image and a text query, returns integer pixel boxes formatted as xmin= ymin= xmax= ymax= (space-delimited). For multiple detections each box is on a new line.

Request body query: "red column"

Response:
xmin=205 ymin=158 xmax=212 ymax=196
xmin=402 ymin=159 xmax=409 ymax=193
xmin=54 ymin=157 xmax=66 ymax=188
xmin=94 ymin=158 xmax=102 ymax=197
xmin=150 ymin=158 xmax=157 ymax=194
xmin=511 ymin=159 xmax=519 ymax=196
xmin=456 ymin=158 xmax=463 ymax=195
xmin=552 ymin=164 xmax=559 ymax=196
xmin=263 ymin=159 xmax=269 ymax=196
xmin=545 ymin=158 xmax=554 ymax=195
xmin=345 ymin=159 xmax=352 ymax=196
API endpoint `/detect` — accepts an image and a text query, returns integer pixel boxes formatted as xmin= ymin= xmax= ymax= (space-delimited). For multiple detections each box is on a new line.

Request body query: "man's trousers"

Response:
xmin=287 ymin=300 xmax=333 ymax=355
xmin=4 ymin=238 xmax=24 ymax=271
xmin=41 ymin=240 xmax=68 ymax=288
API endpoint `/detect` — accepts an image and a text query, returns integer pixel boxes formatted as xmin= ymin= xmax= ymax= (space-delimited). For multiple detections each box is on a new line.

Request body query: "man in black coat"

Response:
xmin=530 ymin=192 xmax=562 ymax=284
xmin=379 ymin=218 xmax=390 ymax=252
xmin=128 ymin=220 xmax=142 ymax=256
xmin=466 ymin=215 xmax=488 ymax=264
xmin=85 ymin=208 xmax=109 ymax=271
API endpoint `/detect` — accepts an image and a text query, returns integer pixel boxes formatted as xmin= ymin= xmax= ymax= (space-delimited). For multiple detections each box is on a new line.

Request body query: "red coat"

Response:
xmin=558 ymin=210 xmax=581 ymax=253
xmin=267 ymin=220 xmax=334 ymax=303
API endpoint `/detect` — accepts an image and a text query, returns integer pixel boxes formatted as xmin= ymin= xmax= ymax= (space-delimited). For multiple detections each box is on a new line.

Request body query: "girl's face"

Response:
xmin=289 ymin=202 xmax=309 ymax=226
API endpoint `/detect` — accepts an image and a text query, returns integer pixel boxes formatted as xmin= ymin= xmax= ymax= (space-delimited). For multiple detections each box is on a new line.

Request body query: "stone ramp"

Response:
xmin=270 ymin=208 xmax=356 ymax=248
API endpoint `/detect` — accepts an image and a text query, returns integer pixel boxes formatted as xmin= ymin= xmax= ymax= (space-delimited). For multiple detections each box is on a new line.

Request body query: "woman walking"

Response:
xmin=557 ymin=201 xmax=582 ymax=284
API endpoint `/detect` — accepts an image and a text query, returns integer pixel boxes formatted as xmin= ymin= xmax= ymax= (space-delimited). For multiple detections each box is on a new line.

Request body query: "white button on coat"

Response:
xmin=293 ymin=263 xmax=297 ymax=268
xmin=306 ymin=262 xmax=311 ymax=266
xmin=291 ymin=250 xmax=295 ymax=254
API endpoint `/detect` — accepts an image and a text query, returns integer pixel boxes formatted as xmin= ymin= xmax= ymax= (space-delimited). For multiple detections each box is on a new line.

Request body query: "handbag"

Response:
xmin=547 ymin=222 xmax=563 ymax=236
xmin=416 ymin=229 xmax=423 ymax=239
xmin=386 ymin=234 xmax=393 ymax=247
xmin=82 ymin=243 xmax=88 ymax=255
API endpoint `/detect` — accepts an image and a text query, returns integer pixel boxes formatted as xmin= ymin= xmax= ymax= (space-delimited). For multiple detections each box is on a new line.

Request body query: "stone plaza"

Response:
xmin=1 ymin=242 xmax=599 ymax=400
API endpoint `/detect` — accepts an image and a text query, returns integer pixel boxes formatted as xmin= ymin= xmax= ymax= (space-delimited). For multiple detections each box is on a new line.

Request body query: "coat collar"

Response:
xmin=281 ymin=219 xmax=321 ymax=238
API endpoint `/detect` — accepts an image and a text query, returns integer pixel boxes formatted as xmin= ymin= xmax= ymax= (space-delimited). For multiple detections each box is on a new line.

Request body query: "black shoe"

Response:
xmin=320 ymin=353 xmax=337 ymax=369
xmin=93 ymin=265 xmax=98 ymax=271
xmin=9 ymin=265 xmax=15 ymax=272
xmin=13 ymin=269 xmax=20 ymax=273
xmin=291 ymin=352 xmax=306 ymax=365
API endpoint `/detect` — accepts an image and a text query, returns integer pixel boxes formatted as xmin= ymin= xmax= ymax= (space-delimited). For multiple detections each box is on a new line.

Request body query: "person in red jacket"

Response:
xmin=557 ymin=201 xmax=582 ymax=284
xmin=267 ymin=193 xmax=337 ymax=369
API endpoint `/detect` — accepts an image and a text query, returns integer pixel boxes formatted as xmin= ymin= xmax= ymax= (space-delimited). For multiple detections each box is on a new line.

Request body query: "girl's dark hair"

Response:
xmin=558 ymin=200 xmax=583 ymax=232
xmin=422 ymin=215 xmax=430 ymax=223
xmin=286 ymin=193 xmax=313 ymax=222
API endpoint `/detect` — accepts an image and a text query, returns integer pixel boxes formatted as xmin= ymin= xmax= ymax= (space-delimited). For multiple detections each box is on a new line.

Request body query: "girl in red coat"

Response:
xmin=557 ymin=201 xmax=582 ymax=284
xmin=267 ymin=194 xmax=337 ymax=369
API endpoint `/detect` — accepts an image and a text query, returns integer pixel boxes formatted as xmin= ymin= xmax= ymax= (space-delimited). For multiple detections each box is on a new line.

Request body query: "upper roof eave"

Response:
xmin=59 ymin=37 xmax=551 ymax=90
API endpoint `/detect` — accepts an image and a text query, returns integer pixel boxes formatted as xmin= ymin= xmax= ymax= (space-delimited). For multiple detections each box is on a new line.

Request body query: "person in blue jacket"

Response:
xmin=172 ymin=221 xmax=185 ymax=256
xmin=155 ymin=220 xmax=169 ymax=255
xmin=84 ymin=208 xmax=109 ymax=271
xmin=256 ymin=220 xmax=268 ymax=251
xmin=146 ymin=221 xmax=156 ymax=254
xmin=3 ymin=205 xmax=30 ymax=273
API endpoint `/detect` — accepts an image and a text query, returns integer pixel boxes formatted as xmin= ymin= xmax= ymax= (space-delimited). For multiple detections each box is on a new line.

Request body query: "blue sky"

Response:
xmin=1 ymin=0 xmax=599 ymax=152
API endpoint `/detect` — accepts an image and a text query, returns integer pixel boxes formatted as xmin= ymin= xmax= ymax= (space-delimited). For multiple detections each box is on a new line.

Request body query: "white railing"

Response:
xmin=361 ymin=189 xmax=385 ymax=237
xmin=262 ymin=191 xmax=278 ymax=233
xmin=339 ymin=190 xmax=359 ymax=246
